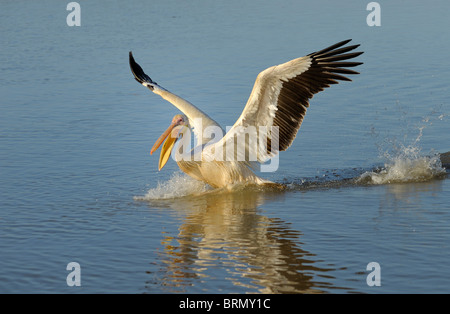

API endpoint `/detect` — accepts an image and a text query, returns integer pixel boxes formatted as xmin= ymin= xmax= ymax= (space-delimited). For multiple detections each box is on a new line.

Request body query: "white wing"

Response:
xmin=129 ymin=52 xmax=224 ymax=146
xmin=204 ymin=39 xmax=363 ymax=164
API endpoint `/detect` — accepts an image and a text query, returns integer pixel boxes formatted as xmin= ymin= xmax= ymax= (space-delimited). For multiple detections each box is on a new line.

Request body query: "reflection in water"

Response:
xmin=382 ymin=178 xmax=445 ymax=210
xmin=140 ymin=162 xmax=448 ymax=293
xmin=143 ymin=186 xmax=349 ymax=293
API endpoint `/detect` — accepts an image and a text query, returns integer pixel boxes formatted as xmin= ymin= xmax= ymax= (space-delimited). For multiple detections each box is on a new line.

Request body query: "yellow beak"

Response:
xmin=150 ymin=122 xmax=185 ymax=171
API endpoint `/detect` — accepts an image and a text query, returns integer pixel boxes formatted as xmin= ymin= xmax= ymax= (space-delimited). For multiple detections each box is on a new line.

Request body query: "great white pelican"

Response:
xmin=129 ymin=40 xmax=363 ymax=188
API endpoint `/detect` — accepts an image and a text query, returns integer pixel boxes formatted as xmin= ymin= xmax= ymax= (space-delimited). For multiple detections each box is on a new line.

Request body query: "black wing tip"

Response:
xmin=340 ymin=39 xmax=353 ymax=46
xmin=310 ymin=39 xmax=363 ymax=57
xmin=326 ymin=39 xmax=354 ymax=49
xmin=129 ymin=51 xmax=138 ymax=71
xmin=311 ymin=40 xmax=364 ymax=71
xmin=128 ymin=51 xmax=155 ymax=86
xmin=128 ymin=51 xmax=143 ymax=83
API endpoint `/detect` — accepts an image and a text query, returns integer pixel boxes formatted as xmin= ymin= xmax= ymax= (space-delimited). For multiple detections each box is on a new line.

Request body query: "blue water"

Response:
xmin=0 ymin=0 xmax=449 ymax=293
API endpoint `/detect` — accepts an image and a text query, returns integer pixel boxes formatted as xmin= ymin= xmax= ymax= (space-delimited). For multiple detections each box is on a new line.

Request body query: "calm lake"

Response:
xmin=0 ymin=0 xmax=449 ymax=293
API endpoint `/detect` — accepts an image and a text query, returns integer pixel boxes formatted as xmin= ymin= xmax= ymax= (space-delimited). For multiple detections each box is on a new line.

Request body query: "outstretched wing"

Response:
xmin=129 ymin=51 xmax=224 ymax=146
xmin=204 ymin=39 xmax=363 ymax=164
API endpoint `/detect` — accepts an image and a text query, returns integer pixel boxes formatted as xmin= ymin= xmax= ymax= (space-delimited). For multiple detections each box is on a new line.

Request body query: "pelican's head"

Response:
xmin=150 ymin=114 xmax=189 ymax=171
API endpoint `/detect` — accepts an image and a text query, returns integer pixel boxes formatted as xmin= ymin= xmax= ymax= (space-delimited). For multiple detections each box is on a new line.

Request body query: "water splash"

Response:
xmin=134 ymin=172 xmax=210 ymax=200
xmin=357 ymin=111 xmax=447 ymax=185
xmin=357 ymin=149 xmax=445 ymax=185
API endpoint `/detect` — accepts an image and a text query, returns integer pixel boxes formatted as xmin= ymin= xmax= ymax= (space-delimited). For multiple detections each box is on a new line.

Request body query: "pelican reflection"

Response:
xmin=143 ymin=185 xmax=350 ymax=293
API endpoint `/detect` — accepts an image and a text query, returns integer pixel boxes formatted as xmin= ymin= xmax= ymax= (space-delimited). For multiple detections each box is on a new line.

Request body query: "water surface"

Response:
xmin=1 ymin=0 xmax=449 ymax=293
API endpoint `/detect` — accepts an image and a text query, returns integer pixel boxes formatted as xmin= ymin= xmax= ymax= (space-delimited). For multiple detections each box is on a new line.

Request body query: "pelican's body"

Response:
xmin=148 ymin=113 xmax=268 ymax=188
xmin=177 ymin=159 xmax=268 ymax=188
xmin=130 ymin=40 xmax=363 ymax=188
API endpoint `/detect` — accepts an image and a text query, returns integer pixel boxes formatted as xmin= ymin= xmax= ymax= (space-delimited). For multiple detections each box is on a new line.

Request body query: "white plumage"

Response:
xmin=130 ymin=39 xmax=363 ymax=188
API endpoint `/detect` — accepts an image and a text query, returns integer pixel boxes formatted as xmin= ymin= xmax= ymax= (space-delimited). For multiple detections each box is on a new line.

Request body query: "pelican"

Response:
xmin=130 ymin=39 xmax=363 ymax=188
